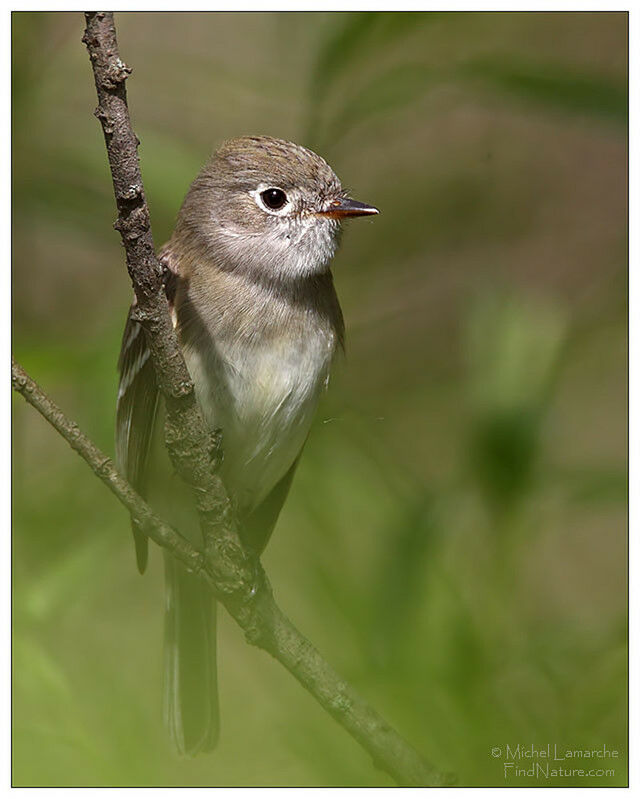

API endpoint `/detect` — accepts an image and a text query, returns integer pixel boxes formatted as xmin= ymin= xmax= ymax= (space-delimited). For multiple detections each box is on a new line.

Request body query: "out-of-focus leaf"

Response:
xmin=306 ymin=12 xmax=442 ymax=144
xmin=464 ymin=294 xmax=567 ymax=514
xmin=329 ymin=64 xmax=434 ymax=142
xmin=313 ymin=47 xmax=626 ymax=148
xmin=466 ymin=294 xmax=567 ymax=414
xmin=306 ymin=12 xmax=377 ymax=144
xmin=368 ymin=494 xmax=442 ymax=668
xmin=13 ymin=633 xmax=74 ymax=704
xmin=12 ymin=12 xmax=48 ymax=112
xmin=21 ymin=538 xmax=111 ymax=624
xmin=310 ymin=12 xmax=441 ymax=103
xmin=14 ymin=129 xmax=203 ymax=243
xmin=135 ymin=128 xmax=205 ymax=241
xmin=553 ymin=466 xmax=628 ymax=506
xmin=470 ymin=407 xmax=540 ymax=513
xmin=456 ymin=57 xmax=628 ymax=124
xmin=310 ymin=12 xmax=379 ymax=105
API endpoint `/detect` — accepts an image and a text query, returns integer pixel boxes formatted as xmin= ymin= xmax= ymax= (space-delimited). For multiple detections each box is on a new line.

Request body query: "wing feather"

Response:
xmin=116 ymin=308 xmax=160 ymax=573
xmin=240 ymin=458 xmax=300 ymax=553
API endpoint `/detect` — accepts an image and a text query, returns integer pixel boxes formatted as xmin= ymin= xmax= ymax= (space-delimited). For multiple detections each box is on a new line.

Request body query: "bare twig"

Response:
xmin=82 ymin=10 xmax=247 ymax=592
xmin=11 ymin=359 xmax=203 ymax=575
xmin=13 ymin=10 xmax=456 ymax=787
xmin=12 ymin=359 xmax=453 ymax=786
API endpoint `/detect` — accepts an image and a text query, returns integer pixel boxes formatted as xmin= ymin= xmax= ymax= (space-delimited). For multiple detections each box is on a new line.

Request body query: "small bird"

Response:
xmin=116 ymin=136 xmax=378 ymax=755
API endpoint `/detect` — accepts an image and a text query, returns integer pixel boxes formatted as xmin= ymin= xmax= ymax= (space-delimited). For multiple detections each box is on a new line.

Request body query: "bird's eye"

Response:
xmin=260 ymin=188 xmax=288 ymax=210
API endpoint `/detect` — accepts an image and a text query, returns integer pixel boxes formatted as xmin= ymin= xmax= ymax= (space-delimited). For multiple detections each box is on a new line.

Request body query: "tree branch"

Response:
xmin=82 ymin=10 xmax=248 ymax=593
xmin=12 ymin=9 xmax=455 ymax=786
xmin=11 ymin=359 xmax=203 ymax=576
xmin=12 ymin=358 xmax=452 ymax=786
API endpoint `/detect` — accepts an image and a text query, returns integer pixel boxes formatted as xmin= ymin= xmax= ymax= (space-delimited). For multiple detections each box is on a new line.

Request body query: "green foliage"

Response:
xmin=465 ymin=295 xmax=567 ymax=515
xmin=305 ymin=12 xmax=627 ymax=147
xmin=458 ymin=57 xmax=628 ymax=123
xmin=13 ymin=10 xmax=627 ymax=787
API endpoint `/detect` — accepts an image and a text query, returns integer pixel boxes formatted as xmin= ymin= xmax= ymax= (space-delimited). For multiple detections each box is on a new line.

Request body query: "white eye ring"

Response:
xmin=251 ymin=184 xmax=291 ymax=216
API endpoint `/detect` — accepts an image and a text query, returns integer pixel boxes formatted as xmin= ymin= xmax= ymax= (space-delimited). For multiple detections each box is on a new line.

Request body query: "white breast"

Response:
xmin=184 ymin=327 xmax=335 ymax=515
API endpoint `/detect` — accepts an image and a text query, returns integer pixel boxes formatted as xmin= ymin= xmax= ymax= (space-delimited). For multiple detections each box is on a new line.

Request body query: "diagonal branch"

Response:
xmin=13 ymin=9 xmax=456 ymax=787
xmin=82 ymin=10 xmax=247 ymax=592
xmin=11 ymin=358 xmax=203 ymax=576
xmin=12 ymin=358 xmax=453 ymax=786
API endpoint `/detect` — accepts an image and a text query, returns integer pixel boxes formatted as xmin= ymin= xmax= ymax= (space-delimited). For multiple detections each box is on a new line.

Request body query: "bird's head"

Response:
xmin=174 ymin=136 xmax=378 ymax=281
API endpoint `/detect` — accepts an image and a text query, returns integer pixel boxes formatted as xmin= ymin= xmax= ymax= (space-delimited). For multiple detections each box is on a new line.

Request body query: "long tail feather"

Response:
xmin=163 ymin=553 xmax=219 ymax=755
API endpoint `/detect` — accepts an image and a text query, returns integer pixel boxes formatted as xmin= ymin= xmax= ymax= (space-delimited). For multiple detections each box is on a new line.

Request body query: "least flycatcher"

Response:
xmin=116 ymin=136 xmax=378 ymax=755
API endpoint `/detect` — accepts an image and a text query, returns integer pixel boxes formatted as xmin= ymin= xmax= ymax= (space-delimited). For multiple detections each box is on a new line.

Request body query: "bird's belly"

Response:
xmin=185 ymin=336 xmax=333 ymax=515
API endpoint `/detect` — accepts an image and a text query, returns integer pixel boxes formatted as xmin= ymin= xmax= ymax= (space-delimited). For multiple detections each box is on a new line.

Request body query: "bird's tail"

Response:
xmin=163 ymin=553 xmax=219 ymax=755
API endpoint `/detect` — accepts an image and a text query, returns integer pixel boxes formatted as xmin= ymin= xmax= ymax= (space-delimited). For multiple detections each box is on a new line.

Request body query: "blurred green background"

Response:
xmin=12 ymin=11 xmax=627 ymax=787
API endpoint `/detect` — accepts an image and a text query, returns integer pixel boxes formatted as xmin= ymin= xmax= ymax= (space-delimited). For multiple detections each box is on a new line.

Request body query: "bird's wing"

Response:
xmin=116 ymin=252 xmax=181 ymax=573
xmin=115 ymin=305 xmax=160 ymax=573
xmin=240 ymin=457 xmax=300 ymax=554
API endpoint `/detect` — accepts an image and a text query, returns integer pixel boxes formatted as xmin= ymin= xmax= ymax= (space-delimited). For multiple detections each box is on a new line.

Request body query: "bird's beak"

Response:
xmin=316 ymin=197 xmax=380 ymax=219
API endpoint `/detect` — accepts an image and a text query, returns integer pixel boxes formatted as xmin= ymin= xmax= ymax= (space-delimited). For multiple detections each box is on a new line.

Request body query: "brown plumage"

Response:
xmin=116 ymin=136 xmax=378 ymax=756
